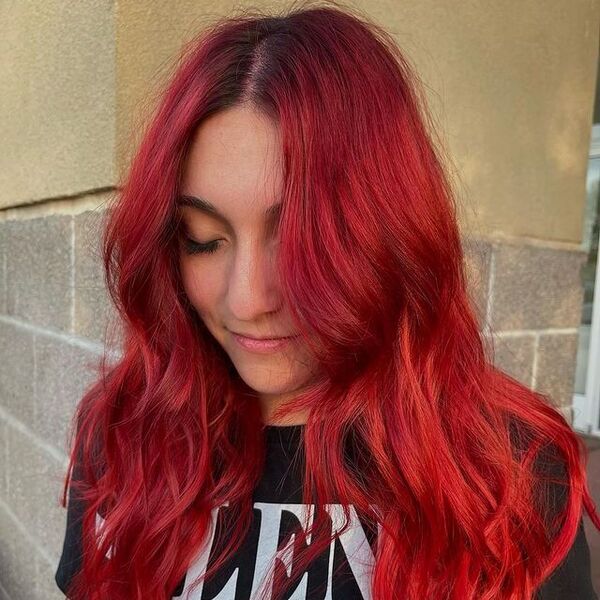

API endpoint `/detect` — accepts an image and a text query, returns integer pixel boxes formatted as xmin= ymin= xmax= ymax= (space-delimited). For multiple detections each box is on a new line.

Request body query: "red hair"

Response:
xmin=59 ymin=2 xmax=600 ymax=598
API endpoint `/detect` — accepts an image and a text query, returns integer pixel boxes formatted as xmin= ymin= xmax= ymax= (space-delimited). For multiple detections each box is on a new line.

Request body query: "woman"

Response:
xmin=55 ymin=3 xmax=599 ymax=599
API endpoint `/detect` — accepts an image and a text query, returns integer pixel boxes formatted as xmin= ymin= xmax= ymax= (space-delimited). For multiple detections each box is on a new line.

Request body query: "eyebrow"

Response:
xmin=177 ymin=194 xmax=282 ymax=227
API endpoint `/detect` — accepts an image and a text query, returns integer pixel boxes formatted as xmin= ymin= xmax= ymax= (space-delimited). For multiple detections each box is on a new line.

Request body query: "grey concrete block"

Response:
xmin=556 ymin=404 xmax=573 ymax=425
xmin=73 ymin=209 xmax=120 ymax=344
xmin=33 ymin=332 xmax=101 ymax=452
xmin=463 ymin=237 xmax=492 ymax=328
xmin=535 ymin=332 xmax=579 ymax=408
xmin=491 ymin=334 xmax=536 ymax=388
xmin=491 ymin=243 xmax=586 ymax=331
xmin=0 ymin=320 xmax=34 ymax=427
xmin=7 ymin=426 xmax=66 ymax=563
xmin=0 ymin=505 xmax=38 ymax=600
xmin=5 ymin=216 xmax=73 ymax=332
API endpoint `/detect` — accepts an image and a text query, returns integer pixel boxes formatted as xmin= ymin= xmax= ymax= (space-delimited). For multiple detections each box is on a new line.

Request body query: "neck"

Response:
xmin=259 ymin=395 xmax=310 ymax=426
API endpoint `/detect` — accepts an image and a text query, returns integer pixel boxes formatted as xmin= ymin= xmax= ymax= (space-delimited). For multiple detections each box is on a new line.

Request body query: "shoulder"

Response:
xmin=530 ymin=440 xmax=597 ymax=598
xmin=508 ymin=417 xmax=598 ymax=598
xmin=534 ymin=518 xmax=598 ymax=600
xmin=54 ymin=420 xmax=103 ymax=596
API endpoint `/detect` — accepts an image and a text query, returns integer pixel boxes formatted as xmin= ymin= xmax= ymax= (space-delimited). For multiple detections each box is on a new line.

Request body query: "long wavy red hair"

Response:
xmin=59 ymin=2 xmax=600 ymax=598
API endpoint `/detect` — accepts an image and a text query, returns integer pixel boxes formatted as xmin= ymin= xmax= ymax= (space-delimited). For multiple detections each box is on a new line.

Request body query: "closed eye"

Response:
xmin=182 ymin=237 xmax=222 ymax=255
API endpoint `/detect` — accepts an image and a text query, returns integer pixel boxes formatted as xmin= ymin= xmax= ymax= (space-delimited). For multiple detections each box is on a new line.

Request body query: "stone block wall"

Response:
xmin=465 ymin=237 xmax=586 ymax=422
xmin=0 ymin=198 xmax=118 ymax=600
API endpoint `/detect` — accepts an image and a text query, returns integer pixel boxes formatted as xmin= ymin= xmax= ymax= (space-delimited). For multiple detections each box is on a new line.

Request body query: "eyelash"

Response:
xmin=182 ymin=233 xmax=280 ymax=255
xmin=183 ymin=237 xmax=222 ymax=255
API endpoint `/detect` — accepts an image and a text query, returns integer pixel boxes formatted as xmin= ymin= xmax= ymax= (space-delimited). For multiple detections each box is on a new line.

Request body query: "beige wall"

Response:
xmin=0 ymin=1 xmax=116 ymax=207
xmin=2 ymin=0 xmax=597 ymax=244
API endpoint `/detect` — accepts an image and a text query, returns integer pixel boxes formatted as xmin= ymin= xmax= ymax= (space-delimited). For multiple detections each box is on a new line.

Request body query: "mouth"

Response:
xmin=230 ymin=331 xmax=299 ymax=353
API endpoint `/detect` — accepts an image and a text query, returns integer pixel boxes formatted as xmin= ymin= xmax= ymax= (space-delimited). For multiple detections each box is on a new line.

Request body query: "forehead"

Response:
xmin=179 ymin=106 xmax=283 ymax=223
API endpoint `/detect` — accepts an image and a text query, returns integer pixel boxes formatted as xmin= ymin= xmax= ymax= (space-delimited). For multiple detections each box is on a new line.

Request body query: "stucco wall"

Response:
xmin=0 ymin=1 xmax=116 ymax=207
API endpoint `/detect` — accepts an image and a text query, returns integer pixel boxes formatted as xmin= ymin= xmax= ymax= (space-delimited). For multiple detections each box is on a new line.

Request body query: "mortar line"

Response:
xmin=0 ymin=405 xmax=68 ymax=468
xmin=531 ymin=332 xmax=541 ymax=389
xmin=70 ymin=216 xmax=75 ymax=334
xmin=484 ymin=246 xmax=495 ymax=333
xmin=493 ymin=328 xmax=578 ymax=337
xmin=0 ymin=314 xmax=113 ymax=356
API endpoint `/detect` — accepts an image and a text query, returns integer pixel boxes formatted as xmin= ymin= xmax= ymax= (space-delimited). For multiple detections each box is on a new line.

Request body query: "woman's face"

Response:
xmin=178 ymin=105 xmax=318 ymax=423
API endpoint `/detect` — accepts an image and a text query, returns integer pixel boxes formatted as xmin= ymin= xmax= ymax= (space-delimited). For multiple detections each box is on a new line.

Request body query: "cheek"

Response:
xmin=180 ymin=261 xmax=222 ymax=318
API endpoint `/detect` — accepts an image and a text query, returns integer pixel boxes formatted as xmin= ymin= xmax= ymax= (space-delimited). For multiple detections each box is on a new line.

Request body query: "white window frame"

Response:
xmin=573 ymin=123 xmax=600 ymax=437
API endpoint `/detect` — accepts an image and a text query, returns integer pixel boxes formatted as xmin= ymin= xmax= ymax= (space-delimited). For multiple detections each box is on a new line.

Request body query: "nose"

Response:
xmin=226 ymin=238 xmax=283 ymax=323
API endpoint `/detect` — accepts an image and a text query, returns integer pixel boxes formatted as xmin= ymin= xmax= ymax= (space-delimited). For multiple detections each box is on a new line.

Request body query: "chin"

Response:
xmin=232 ymin=356 xmax=303 ymax=390
xmin=237 ymin=369 xmax=296 ymax=396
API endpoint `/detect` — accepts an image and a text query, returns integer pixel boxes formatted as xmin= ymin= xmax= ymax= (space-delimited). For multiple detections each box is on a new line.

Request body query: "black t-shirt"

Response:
xmin=55 ymin=424 xmax=598 ymax=599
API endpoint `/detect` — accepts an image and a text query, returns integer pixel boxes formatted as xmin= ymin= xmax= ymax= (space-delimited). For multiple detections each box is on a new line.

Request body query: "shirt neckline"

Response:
xmin=263 ymin=423 xmax=305 ymax=447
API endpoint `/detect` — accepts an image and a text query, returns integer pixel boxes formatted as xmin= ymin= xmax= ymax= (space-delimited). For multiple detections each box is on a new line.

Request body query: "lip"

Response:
xmin=231 ymin=332 xmax=299 ymax=353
